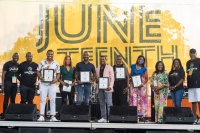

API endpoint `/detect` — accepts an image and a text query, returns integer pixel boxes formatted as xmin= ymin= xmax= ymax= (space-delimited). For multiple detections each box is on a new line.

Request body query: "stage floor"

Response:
xmin=0 ymin=121 xmax=200 ymax=131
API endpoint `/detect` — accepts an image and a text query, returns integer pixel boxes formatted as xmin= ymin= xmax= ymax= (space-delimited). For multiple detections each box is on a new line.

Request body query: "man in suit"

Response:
xmin=96 ymin=56 xmax=114 ymax=123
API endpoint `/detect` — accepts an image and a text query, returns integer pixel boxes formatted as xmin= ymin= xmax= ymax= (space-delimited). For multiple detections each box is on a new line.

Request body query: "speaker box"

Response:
xmin=163 ymin=107 xmax=195 ymax=124
xmin=60 ymin=105 xmax=89 ymax=122
xmin=45 ymin=97 xmax=62 ymax=115
xmin=109 ymin=106 xmax=137 ymax=123
xmin=5 ymin=104 xmax=37 ymax=121
xmin=19 ymin=128 xmax=53 ymax=133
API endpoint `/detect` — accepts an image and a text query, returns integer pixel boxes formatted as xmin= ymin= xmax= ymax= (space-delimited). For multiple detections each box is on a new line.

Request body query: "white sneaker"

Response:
xmin=98 ymin=118 xmax=107 ymax=123
xmin=194 ymin=119 xmax=200 ymax=124
xmin=50 ymin=116 xmax=58 ymax=122
xmin=37 ymin=116 xmax=45 ymax=122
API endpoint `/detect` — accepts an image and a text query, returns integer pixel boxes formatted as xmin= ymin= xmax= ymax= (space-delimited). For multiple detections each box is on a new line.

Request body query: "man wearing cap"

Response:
xmin=186 ymin=48 xmax=200 ymax=123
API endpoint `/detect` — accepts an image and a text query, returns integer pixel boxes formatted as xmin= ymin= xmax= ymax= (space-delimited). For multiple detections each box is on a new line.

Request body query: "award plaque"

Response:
xmin=43 ymin=69 xmax=54 ymax=82
xmin=98 ymin=77 xmax=109 ymax=89
xmin=132 ymin=75 xmax=142 ymax=87
xmin=80 ymin=71 xmax=91 ymax=83
xmin=115 ymin=67 xmax=125 ymax=79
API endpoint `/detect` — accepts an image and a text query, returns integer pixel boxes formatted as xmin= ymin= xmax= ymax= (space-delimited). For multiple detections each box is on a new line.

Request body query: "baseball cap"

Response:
xmin=190 ymin=48 xmax=196 ymax=53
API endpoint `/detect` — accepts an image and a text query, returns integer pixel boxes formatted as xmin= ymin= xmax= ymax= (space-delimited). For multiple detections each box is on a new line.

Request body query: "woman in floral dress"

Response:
xmin=129 ymin=55 xmax=148 ymax=117
xmin=150 ymin=61 xmax=169 ymax=123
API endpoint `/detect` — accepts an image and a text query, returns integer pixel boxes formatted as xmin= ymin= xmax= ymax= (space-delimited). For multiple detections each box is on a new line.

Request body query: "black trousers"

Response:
xmin=20 ymin=84 xmax=36 ymax=104
xmin=112 ymin=80 xmax=128 ymax=106
xmin=3 ymin=82 xmax=18 ymax=114
xmin=59 ymin=85 xmax=75 ymax=106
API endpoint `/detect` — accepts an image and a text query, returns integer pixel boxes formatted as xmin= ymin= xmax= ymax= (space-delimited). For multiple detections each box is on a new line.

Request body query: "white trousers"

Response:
xmin=39 ymin=83 xmax=57 ymax=115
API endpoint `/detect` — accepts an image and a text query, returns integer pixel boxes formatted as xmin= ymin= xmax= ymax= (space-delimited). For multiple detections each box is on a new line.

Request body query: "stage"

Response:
xmin=0 ymin=121 xmax=199 ymax=133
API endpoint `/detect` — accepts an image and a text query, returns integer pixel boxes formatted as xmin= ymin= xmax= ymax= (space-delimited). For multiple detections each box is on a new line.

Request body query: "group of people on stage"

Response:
xmin=1 ymin=48 xmax=200 ymax=124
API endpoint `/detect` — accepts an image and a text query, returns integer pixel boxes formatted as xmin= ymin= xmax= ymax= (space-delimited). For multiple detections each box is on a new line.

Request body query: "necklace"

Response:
xmin=136 ymin=65 xmax=141 ymax=70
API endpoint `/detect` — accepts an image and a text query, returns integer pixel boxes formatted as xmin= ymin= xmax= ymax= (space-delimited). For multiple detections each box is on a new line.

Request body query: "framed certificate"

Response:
xmin=62 ymin=80 xmax=72 ymax=92
xmin=131 ymin=75 xmax=142 ymax=87
xmin=115 ymin=67 xmax=125 ymax=79
xmin=98 ymin=77 xmax=109 ymax=89
xmin=43 ymin=69 xmax=54 ymax=82
xmin=80 ymin=71 xmax=91 ymax=83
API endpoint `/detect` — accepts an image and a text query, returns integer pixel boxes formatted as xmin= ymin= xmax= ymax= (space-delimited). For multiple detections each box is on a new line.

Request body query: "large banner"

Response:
xmin=1 ymin=0 xmax=198 ymax=69
xmin=0 ymin=0 xmax=200 ymax=116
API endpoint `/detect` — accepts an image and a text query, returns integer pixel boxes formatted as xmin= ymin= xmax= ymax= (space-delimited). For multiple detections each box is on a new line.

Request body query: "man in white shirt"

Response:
xmin=37 ymin=49 xmax=60 ymax=122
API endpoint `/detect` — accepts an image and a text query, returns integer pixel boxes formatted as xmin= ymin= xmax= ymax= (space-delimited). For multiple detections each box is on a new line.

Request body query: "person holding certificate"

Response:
xmin=75 ymin=51 xmax=96 ymax=105
xmin=113 ymin=55 xmax=129 ymax=105
xmin=37 ymin=49 xmax=60 ymax=122
xmin=150 ymin=61 xmax=169 ymax=124
xmin=59 ymin=55 xmax=75 ymax=106
xmin=96 ymin=56 xmax=114 ymax=123
xmin=129 ymin=55 xmax=148 ymax=117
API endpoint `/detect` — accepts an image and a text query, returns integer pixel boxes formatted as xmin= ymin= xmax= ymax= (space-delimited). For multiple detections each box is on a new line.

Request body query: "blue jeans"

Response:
xmin=171 ymin=89 xmax=184 ymax=107
xmin=76 ymin=84 xmax=91 ymax=105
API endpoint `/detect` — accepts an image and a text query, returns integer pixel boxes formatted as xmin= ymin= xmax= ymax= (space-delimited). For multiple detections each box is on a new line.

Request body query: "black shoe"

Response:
xmin=1 ymin=113 xmax=4 ymax=119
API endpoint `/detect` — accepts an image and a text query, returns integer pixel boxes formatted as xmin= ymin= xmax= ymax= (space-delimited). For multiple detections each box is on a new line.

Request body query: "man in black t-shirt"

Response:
xmin=17 ymin=52 xmax=38 ymax=104
xmin=1 ymin=52 xmax=19 ymax=119
xmin=186 ymin=48 xmax=200 ymax=123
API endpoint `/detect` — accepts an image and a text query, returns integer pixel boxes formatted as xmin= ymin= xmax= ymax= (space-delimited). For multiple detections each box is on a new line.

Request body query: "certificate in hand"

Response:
xmin=62 ymin=80 xmax=72 ymax=92
xmin=153 ymin=80 xmax=158 ymax=87
xmin=80 ymin=71 xmax=91 ymax=83
xmin=98 ymin=77 xmax=109 ymax=89
xmin=43 ymin=69 xmax=54 ymax=82
xmin=132 ymin=75 xmax=142 ymax=87
xmin=116 ymin=67 xmax=125 ymax=79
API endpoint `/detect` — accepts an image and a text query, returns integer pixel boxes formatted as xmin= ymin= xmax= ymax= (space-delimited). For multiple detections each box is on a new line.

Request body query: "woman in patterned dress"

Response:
xmin=150 ymin=61 xmax=169 ymax=124
xmin=129 ymin=55 xmax=148 ymax=117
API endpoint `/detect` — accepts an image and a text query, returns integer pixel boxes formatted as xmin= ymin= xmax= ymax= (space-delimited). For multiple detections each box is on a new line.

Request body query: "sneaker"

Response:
xmin=50 ymin=116 xmax=58 ymax=122
xmin=98 ymin=118 xmax=107 ymax=123
xmin=194 ymin=119 xmax=200 ymax=124
xmin=37 ymin=115 xmax=45 ymax=122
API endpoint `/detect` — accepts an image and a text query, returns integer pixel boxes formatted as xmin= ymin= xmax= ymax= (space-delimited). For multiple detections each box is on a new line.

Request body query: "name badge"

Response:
xmin=12 ymin=76 xmax=17 ymax=83
xmin=154 ymin=80 xmax=157 ymax=87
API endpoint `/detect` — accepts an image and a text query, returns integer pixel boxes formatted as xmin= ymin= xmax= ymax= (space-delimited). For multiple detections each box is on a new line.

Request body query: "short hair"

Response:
xmin=26 ymin=52 xmax=32 ymax=56
xmin=83 ymin=51 xmax=89 ymax=56
xmin=116 ymin=55 xmax=122 ymax=58
xmin=100 ymin=55 xmax=106 ymax=60
xmin=12 ymin=52 xmax=19 ymax=57
xmin=47 ymin=49 xmax=54 ymax=53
